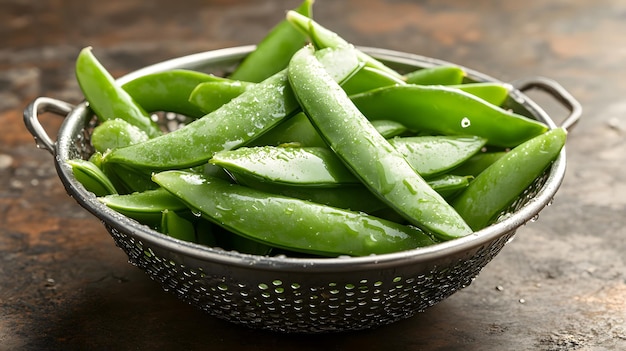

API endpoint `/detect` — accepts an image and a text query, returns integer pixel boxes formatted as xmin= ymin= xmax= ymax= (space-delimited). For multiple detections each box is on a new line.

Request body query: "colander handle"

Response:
xmin=511 ymin=76 xmax=582 ymax=131
xmin=23 ymin=97 xmax=75 ymax=156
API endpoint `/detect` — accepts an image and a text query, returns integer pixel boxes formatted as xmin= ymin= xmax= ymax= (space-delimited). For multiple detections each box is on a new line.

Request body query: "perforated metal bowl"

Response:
xmin=24 ymin=46 xmax=581 ymax=333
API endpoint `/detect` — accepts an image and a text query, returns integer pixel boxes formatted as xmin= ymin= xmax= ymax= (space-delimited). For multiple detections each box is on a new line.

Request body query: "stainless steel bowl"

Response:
xmin=23 ymin=46 xmax=581 ymax=333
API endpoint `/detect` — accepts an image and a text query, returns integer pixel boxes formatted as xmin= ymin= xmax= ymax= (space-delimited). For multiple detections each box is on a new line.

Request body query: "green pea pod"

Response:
xmin=230 ymin=168 xmax=470 ymax=212
xmin=75 ymin=47 xmax=162 ymax=138
xmin=103 ymin=163 xmax=158 ymax=194
xmin=248 ymin=112 xmax=327 ymax=147
xmin=99 ymin=187 xmax=188 ymax=226
xmin=448 ymin=82 xmax=510 ymax=107
xmin=231 ymin=172 xmax=387 ymax=213
xmin=212 ymin=137 xmax=482 ymax=189
xmin=188 ymin=80 xmax=254 ymax=114
xmin=452 ymin=127 xmax=567 ymax=231
xmin=286 ymin=10 xmax=402 ymax=79
xmin=67 ymin=159 xmax=118 ymax=196
xmin=229 ymin=0 xmax=313 ymax=82
xmin=403 ymin=66 xmax=465 ymax=85
xmin=351 ymin=84 xmax=548 ymax=148
xmin=388 ymin=135 xmax=487 ymax=177
xmin=211 ymin=146 xmax=359 ymax=187
xmin=161 ymin=209 xmax=197 ymax=242
xmin=426 ymin=174 xmax=472 ymax=199
xmin=122 ymin=69 xmax=227 ymax=118
xmin=104 ymin=46 xmax=361 ymax=171
xmin=88 ymin=151 xmax=104 ymax=168
xmin=370 ymin=120 xmax=408 ymax=138
xmin=288 ymin=46 xmax=472 ymax=240
xmin=91 ymin=119 xmax=149 ymax=154
xmin=152 ymin=171 xmax=436 ymax=257
xmin=451 ymin=151 xmax=506 ymax=177
xmin=341 ymin=66 xmax=405 ymax=96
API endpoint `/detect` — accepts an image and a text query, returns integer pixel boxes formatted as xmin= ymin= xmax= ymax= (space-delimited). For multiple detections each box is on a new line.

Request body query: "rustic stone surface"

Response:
xmin=1 ymin=0 xmax=625 ymax=350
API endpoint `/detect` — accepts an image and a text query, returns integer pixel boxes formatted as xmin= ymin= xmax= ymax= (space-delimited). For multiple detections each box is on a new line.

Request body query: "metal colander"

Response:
xmin=23 ymin=46 xmax=581 ymax=333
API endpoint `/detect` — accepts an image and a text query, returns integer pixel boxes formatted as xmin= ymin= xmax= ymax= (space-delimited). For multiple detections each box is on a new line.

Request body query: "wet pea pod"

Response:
xmin=103 ymin=46 xmax=361 ymax=171
xmin=152 ymin=171 xmax=436 ymax=257
xmin=99 ymin=187 xmax=188 ymax=226
xmin=67 ymin=159 xmax=118 ymax=196
xmin=229 ymin=168 xmax=470 ymax=213
xmin=450 ymin=151 xmax=506 ymax=177
xmin=452 ymin=127 xmax=567 ymax=231
xmin=388 ymin=135 xmax=487 ymax=177
xmin=211 ymin=136 xmax=484 ymax=187
xmin=160 ymin=209 xmax=197 ymax=242
xmin=448 ymin=82 xmax=510 ymax=107
xmin=404 ymin=65 xmax=465 ymax=85
xmin=288 ymin=46 xmax=472 ymax=240
xmin=75 ymin=47 xmax=162 ymax=138
xmin=91 ymin=119 xmax=149 ymax=154
xmin=122 ymin=69 xmax=228 ymax=118
xmin=188 ymin=80 xmax=254 ymax=115
xmin=351 ymin=84 xmax=548 ymax=148
xmin=229 ymin=0 xmax=313 ymax=82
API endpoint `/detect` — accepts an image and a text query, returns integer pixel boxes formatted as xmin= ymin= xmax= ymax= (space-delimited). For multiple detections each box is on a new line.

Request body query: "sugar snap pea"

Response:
xmin=370 ymin=120 xmax=408 ymax=138
xmin=229 ymin=0 xmax=313 ymax=82
xmin=67 ymin=159 xmax=118 ymax=196
xmin=229 ymin=167 xmax=470 ymax=212
xmin=122 ymin=69 xmax=227 ymax=118
xmin=75 ymin=47 xmax=162 ymax=138
xmin=161 ymin=209 xmax=197 ymax=242
xmin=152 ymin=171 xmax=436 ymax=256
xmin=452 ymin=127 xmax=567 ymax=230
xmin=286 ymin=10 xmax=402 ymax=79
xmin=388 ymin=135 xmax=487 ymax=177
xmin=104 ymin=46 xmax=361 ymax=171
xmin=404 ymin=65 xmax=465 ymax=85
xmin=351 ymin=84 xmax=548 ymax=148
xmin=188 ymin=80 xmax=253 ymax=115
xmin=451 ymin=151 xmax=506 ymax=177
xmin=448 ymin=82 xmax=510 ymax=107
xmin=288 ymin=46 xmax=472 ymax=240
xmin=91 ymin=119 xmax=149 ymax=154
xmin=99 ymin=187 xmax=188 ymax=226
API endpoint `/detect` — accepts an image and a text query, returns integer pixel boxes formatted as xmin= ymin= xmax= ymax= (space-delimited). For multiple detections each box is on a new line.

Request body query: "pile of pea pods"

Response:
xmin=69 ymin=0 xmax=566 ymax=257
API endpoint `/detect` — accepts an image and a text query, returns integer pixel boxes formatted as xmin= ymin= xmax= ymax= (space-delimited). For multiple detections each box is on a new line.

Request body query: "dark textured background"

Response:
xmin=1 ymin=0 xmax=625 ymax=350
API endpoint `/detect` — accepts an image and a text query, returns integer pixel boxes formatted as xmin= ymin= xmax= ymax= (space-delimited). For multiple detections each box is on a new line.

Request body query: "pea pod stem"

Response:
xmin=288 ymin=46 xmax=472 ymax=240
xmin=286 ymin=10 xmax=402 ymax=79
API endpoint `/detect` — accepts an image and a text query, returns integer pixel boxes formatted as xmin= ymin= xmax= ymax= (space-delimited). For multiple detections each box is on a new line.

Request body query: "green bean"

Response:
xmin=288 ymin=46 xmax=472 ymax=240
xmin=452 ymin=127 xmax=567 ymax=230
xmin=152 ymin=171 xmax=436 ymax=256
xmin=75 ymin=47 xmax=162 ymax=138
